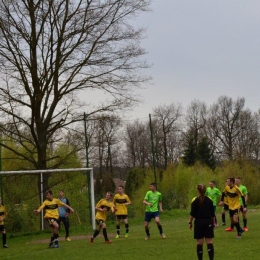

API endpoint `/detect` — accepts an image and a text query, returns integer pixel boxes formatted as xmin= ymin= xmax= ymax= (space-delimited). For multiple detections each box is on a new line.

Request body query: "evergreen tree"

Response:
xmin=182 ymin=132 xmax=197 ymax=166
xmin=125 ymin=167 xmax=146 ymax=196
xmin=197 ymin=137 xmax=216 ymax=170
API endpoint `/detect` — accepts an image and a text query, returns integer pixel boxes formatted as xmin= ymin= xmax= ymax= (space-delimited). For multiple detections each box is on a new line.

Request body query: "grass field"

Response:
xmin=1 ymin=208 xmax=260 ymax=260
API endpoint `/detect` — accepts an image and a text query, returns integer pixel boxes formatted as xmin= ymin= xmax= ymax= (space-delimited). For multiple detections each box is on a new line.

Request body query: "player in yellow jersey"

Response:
xmin=113 ymin=186 xmax=132 ymax=238
xmin=0 ymin=198 xmax=8 ymax=248
xmin=218 ymin=178 xmax=246 ymax=238
xmin=34 ymin=190 xmax=74 ymax=248
xmin=90 ymin=191 xmax=116 ymax=244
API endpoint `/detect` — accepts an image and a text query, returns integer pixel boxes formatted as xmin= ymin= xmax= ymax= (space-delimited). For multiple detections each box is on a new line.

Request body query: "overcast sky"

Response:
xmin=126 ymin=0 xmax=260 ymax=120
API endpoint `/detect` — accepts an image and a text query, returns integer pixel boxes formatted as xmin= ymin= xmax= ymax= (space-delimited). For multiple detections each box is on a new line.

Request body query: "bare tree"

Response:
xmin=207 ymin=96 xmax=246 ymax=160
xmin=0 ymin=0 xmax=150 ymax=184
xmin=153 ymin=103 xmax=182 ymax=169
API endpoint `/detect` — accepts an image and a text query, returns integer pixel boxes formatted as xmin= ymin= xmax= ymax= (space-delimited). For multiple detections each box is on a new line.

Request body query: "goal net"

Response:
xmin=0 ymin=168 xmax=96 ymax=232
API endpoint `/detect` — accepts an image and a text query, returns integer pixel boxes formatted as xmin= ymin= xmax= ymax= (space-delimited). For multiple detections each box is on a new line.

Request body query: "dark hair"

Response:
xmin=118 ymin=185 xmax=124 ymax=189
xmin=235 ymin=177 xmax=241 ymax=180
xmin=229 ymin=178 xmax=235 ymax=184
xmin=45 ymin=190 xmax=52 ymax=195
xmin=150 ymin=182 xmax=156 ymax=187
xmin=106 ymin=191 xmax=113 ymax=197
xmin=210 ymin=181 xmax=215 ymax=184
xmin=197 ymin=184 xmax=206 ymax=206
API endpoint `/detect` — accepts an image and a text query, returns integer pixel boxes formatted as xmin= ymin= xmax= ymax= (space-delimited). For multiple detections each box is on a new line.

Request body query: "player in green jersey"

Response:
xmin=143 ymin=183 xmax=166 ymax=240
xmin=205 ymin=181 xmax=222 ymax=227
xmin=235 ymin=177 xmax=248 ymax=231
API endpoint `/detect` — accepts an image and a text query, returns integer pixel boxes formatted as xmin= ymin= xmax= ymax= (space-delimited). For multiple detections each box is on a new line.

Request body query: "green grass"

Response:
xmin=2 ymin=208 xmax=260 ymax=260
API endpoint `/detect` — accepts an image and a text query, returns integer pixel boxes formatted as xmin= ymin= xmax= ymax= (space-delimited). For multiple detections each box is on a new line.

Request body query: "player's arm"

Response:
xmin=143 ymin=199 xmax=152 ymax=207
xmin=34 ymin=202 xmax=45 ymax=214
xmin=64 ymin=203 xmax=74 ymax=213
xmin=125 ymin=196 xmax=132 ymax=205
xmin=218 ymin=192 xmax=225 ymax=206
xmin=159 ymin=201 xmax=163 ymax=212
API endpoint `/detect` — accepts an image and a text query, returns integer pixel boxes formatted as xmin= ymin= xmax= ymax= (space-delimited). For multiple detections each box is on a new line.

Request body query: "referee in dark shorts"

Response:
xmin=189 ymin=184 xmax=215 ymax=260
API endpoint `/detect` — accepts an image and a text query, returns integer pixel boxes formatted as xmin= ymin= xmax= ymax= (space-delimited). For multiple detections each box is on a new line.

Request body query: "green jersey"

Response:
xmin=238 ymin=185 xmax=248 ymax=205
xmin=205 ymin=187 xmax=221 ymax=206
xmin=144 ymin=190 xmax=162 ymax=212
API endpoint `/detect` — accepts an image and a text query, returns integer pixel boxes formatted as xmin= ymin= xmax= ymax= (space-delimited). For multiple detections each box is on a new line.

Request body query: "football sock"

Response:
xmin=125 ymin=223 xmax=129 ymax=233
xmin=157 ymin=224 xmax=163 ymax=235
xmin=2 ymin=233 xmax=6 ymax=245
xmin=234 ymin=222 xmax=242 ymax=234
xmin=145 ymin=227 xmax=150 ymax=237
xmin=93 ymin=230 xmax=99 ymax=239
xmin=207 ymin=243 xmax=214 ymax=260
xmin=222 ymin=213 xmax=225 ymax=223
xmin=116 ymin=224 xmax=120 ymax=235
xmin=103 ymin=228 xmax=109 ymax=241
xmin=243 ymin=218 xmax=247 ymax=228
xmin=197 ymin=244 xmax=203 ymax=260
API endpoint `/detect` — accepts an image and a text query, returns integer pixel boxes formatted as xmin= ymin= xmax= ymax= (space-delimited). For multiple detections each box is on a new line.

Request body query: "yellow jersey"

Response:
xmin=222 ymin=185 xmax=243 ymax=210
xmin=95 ymin=199 xmax=115 ymax=221
xmin=39 ymin=198 xmax=66 ymax=219
xmin=113 ymin=193 xmax=131 ymax=215
xmin=0 ymin=205 xmax=7 ymax=225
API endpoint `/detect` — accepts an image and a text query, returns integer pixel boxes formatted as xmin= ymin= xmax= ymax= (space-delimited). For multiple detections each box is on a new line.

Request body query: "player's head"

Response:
xmin=228 ymin=178 xmax=235 ymax=186
xmin=209 ymin=181 xmax=215 ymax=188
xmin=45 ymin=190 xmax=53 ymax=200
xmin=118 ymin=186 xmax=124 ymax=194
xmin=197 ymin=184 xmax=206 ymax=195
xmin=106 ymin=191 xmax=113 ymax=200
xmin=235 ymin=177 xmax=241 ymax=186
xmin=59 ymin=190 xmax=65 ymax=198
xmin=149 ymin=183 xmax=156 ymax=191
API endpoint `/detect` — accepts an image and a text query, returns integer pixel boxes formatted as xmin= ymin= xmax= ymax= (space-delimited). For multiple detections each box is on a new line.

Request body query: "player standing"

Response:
xmin=90 ymin=191 xmax=116 ymax=244
xmin=113 ymin=186 xmax=132 ymax=238
xmin=143 ymin=183 xmax=166 ymax=240
xmin=0 ymin=198 xmax=8 ymax=248
xmin=34 ymin=190 xmax=74 ymax=248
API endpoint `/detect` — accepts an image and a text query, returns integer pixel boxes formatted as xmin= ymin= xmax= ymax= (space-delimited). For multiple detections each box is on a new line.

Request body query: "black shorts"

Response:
xmin=116 ymin=215 xmax=128 ymax=220
xmin=223 ymin=203 xmax=229 ymax=211
xmin=96 ymin=219 xmax=105 ymax=225
xmin=229 ymin=209 xmax=239 ymax=218
xmin=0 ymin=225 xmax=5 ymax=232
xmin=194 ymin=219 xmax=214 ymax=239
xmin=47 ymin=218 xmax=58 ymax=227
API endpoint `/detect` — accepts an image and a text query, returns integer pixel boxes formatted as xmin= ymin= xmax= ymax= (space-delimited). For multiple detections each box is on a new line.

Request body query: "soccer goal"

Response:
xmin=0 ymin=168 xmax=96 ymax=231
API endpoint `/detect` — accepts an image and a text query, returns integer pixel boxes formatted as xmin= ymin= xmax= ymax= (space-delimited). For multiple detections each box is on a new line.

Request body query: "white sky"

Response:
xmin=127 ymin=0 xmax=260 ymax=120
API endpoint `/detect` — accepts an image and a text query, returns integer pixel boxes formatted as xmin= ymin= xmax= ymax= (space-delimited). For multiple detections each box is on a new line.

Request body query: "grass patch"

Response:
xmin=1 ymin=209 xmax=259 ymax=260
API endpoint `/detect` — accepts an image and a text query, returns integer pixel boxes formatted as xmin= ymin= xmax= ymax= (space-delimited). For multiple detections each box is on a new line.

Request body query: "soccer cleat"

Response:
xmin=53 ymin=244 xmax=60 ymax=248
xmin=105 ymin=240 xmax=112 ymax=244
xmin=3 ymin=244 xmax=8 ymax=248
xmin=161 ymin=233 xmax=166 ymax=239
xmin=244 ymin=227 xmax=249 ymax=232
xmin=236 ymin=235 xmax=241 ymax=239
xmin=115 ymin=234 xmax=119 ymax=238
xmin=145 ymin=236 xmax=150 ymax=240
xmin=66 ymin=237 xmax=71 ymax=241
xmin=214 ymin=222 xmax=218 ymax=227
xmin=225 ymin=227 xmax=234 ymax=232
xmin=125 ymin=233 xmax=129 ymax=238
xmin=221 ymin=223 xmax=226 ymax=226
xmin=90 ymin=238 xmax=94 ymax=243
xmin=240 ymin=229 xmax=245 ymax=234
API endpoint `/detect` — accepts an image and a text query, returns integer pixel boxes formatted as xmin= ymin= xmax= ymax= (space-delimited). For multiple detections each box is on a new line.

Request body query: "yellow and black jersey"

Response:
xmin=95 ymin=199 xmax=115 ymax=221
xmin=113 ymin=193 xmax=131 ymax=215
xmin=0 ymin=205 xmax=7 ymax=225
xmin=222 ymin=185 xmax=243 ymax=210
xmin=39 ymin=198 xmax=66 ymax=219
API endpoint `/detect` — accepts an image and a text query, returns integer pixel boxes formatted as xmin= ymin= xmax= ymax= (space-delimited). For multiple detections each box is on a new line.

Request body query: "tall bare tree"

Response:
xmin=0 ymin=0 xmax=150 ymax=185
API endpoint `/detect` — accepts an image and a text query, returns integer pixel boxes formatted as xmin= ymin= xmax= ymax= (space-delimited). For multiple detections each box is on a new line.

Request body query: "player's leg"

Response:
xmin=242 ymin=210 xmax=248 ymax=230
xmin=64 ymin=217 xmax=70 ymax=240
xmin=232 ymin=210 xmax=243 ymax=238
xmin=90 ymin=220 xmax=102 ymax=243
xmin=115 ymin=217 xmax=120 ymax=238
xmin=155 ymin=214 xmax=166 ymax=238
xmin=0 ymin=226 xmax=8 ymax=248
xmin=205 ymin=238 xmax=214 ymax=260
xmin=196 ymin=239 xmax=204 ymax=260
xmin=52 ymin=220 xmax=60 ymax=247
xmin=101 ymin=222 xmax=111 ymax=243
xmin=124 ymin=217 xmax=129 ymax=237
xmin=144 ymin=212 xmax=151 ymax=240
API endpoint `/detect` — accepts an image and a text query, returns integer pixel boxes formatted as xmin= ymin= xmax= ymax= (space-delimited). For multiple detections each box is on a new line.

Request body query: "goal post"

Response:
xmin=0 ymin=167 xmax=96 ymax=231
